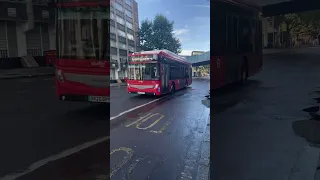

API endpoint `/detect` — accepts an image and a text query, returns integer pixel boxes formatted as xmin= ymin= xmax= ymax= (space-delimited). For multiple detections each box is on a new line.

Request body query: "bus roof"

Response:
xmin=128 ymin=49 xmax=191 ymax=65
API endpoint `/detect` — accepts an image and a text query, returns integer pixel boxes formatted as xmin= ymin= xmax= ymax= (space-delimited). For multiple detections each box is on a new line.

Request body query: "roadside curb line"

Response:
xmin=0 ymin=73 xmax=55 ymax=80
xmin=110 ymin=83 xmax=127 ymax=87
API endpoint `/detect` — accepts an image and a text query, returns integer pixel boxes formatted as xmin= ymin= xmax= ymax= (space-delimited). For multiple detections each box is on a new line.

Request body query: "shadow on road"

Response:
xmin=211 ymin=80 xmax=261 ymax=114
xmin=65 ymin=103 xmax=109 ymax=121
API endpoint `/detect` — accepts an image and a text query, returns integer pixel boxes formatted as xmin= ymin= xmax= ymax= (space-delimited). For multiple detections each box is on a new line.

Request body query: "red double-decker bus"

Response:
xmin=55 ymin=0 xmax=109 ymax=103
xmin=211 ymin=0 xmax=263 ymax=89
xmin=127 ymin=50 xmax=192 ymax=96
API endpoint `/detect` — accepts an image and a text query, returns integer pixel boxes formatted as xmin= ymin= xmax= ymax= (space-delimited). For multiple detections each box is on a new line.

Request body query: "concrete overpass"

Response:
xmin=184 ymin=51 xmax=210 ymax=67
xmin=182 ymin=0 xmax=319 ymax=66
xmin=234 ymin=0 xmax=320 ymax=16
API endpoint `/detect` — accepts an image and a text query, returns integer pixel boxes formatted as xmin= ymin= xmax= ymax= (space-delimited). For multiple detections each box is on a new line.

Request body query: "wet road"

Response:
xmin=212 ymin=47 xmax=320 ymax=180
xmin=110 ymin=85 xmax=161 ymax=118
xmin=110 ymin=79 xmax=210 ymax=180
xmin=0 ymin=77 xmax=109 ymax=179
xmin=11 ymin=78 xmax=210 ymax=180
xmin=3 ymin=47 xmax=320 ymax=180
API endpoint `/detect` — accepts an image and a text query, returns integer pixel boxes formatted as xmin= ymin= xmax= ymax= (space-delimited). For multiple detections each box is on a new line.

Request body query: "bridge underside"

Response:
xmin=192 ymin=60 xmax=210 ymax=67
xmin=234 ymin=0 xmax=320 ymax=16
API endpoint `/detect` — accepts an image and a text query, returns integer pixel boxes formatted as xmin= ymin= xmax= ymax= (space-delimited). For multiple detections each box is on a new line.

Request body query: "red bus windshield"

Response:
xmin=57 ymin=7 xmax=108 ymax=60
xmin=128 ymin=63 xmax=160 ymax=81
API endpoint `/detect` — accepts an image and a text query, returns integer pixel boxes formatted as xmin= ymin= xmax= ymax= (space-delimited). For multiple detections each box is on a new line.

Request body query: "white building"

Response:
xmin=110 ymin=0 xmax=139 ymax=80
xmin=261 ymin=16 xmax=276 ymax=48
xmin=0 ymin=0 xmax=55 ymax=59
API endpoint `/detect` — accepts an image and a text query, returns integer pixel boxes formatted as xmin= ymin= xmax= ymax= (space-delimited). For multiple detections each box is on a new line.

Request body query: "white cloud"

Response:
xmin=185 ymin=5 xmax=210 ymax=8
xmin=173 ymin=28 xmax=189 ymax=36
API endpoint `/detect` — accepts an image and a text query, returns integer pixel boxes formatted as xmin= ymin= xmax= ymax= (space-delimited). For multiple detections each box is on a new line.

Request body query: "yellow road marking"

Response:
xmin=125 ymin=113 xmax=152 ymax=127
xmin=150 ymin=117 xmax=173 ymax=134
xmin=136 ymin=113 xmax=164 ymax=130
xmin=109 ymin=147 xmax=134 ymax=178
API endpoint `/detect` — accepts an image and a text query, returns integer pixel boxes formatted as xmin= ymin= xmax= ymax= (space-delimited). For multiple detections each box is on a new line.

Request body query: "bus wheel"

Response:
xmin=171 ymin=83 xmax=176 ymax=94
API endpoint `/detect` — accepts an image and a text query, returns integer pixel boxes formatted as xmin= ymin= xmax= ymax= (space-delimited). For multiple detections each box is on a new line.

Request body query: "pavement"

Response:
xmin=211 ymin=46 xmax=320 ymax=180
xmin=0 ymin=67 xmax=55 ymax=79
xmin=0 ymin=76 xmax=109 ymax=180
xmin=1 ymin=46 xmax=320 ymax=180
xmin=110 ymin=82 xmax=127 ymax=87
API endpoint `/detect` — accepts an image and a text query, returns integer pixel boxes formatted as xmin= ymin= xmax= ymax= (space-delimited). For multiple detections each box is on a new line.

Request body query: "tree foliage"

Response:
xmin=139 ymin=14 xmax=182 ymax=54
xmin=272 ymin=11 xmax=320 ymax=47
xmin=298 ymin=10 xmax=320 ymax=37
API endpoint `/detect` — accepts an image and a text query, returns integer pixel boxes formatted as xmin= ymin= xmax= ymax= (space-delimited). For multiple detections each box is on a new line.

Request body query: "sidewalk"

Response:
xmin=263 ymin=45 xmax=319 ymax=54
xmin=110 ymin=82 xmax=126 ymax=87
xmin=0 ymin=67 xmax=55 ymax=79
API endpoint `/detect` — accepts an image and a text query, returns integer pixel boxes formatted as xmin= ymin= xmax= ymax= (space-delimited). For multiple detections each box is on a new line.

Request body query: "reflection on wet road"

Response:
xmin=6 ymin=47 xmax=320 ymax=180
xmin=0 ymin=77 xmax=109 ymax=180
xmin=110 ymin=78 xmax=210 ymax=180
xmin=212 ymin=47 xmax=320 ymax=180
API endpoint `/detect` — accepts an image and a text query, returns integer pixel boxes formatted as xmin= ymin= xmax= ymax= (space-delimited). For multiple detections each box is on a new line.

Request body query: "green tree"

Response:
xmin=139 ymin=14 xmax=182 ymax=54
xmin=298 ymin=10 xmax=320 ymax=37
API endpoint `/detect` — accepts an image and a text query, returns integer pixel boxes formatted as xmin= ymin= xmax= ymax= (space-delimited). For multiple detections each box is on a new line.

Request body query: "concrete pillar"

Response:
xmin=16 ymin=22 xmax=27 ymax=57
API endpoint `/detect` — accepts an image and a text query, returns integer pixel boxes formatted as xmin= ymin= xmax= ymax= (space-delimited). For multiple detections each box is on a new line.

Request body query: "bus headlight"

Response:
xmin=127 ymin=83 xmax=130 ymax=87
xmin=56 ymin=69 xmax=64 ymax=82
xmin=154 ymin=84 xmax=159 ymax=89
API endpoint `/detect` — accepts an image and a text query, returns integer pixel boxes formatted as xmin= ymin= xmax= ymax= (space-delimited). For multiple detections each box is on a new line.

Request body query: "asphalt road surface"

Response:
xmin=212 ymin=47 xmax=320 ymax=180
xmin=110 ymin=79 xmax=210 ymax=180
xmin=0 ymin=77 xmax=109 ymax=179
xmin=2 ymin=47 xmax=320 ymax=180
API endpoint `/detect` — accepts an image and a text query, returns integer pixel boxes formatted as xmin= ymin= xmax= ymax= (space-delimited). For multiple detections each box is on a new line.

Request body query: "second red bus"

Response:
xmin=127 ymin=50 xmax=192 ymax=96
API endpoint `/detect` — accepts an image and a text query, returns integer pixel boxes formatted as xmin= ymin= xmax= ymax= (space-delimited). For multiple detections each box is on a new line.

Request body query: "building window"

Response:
xmin=115 ymin=2 xmax=123 ymax=12
xmin=7 ymin=8 xmax=16 ymax=17
xmin=125 ymin=9 xmax=132 ymax=18
xmin=42 ymin=10 xmax=49 ymax=19
xmin=118 ymin=42 xmax=127 ymax=49
xmin=111 ymin=55 xmax=118 ymax=61
xmin=116 ymin=15 xmax=125 ymax=25
xmin=126 ymin=21 xmax=133 ymax=29
xmin=119 ymin=56 xmax=127 ymax=63
xmin=110 ymin=26 xmax=115 ymax=33
xmin=110 ymin=12 xmax=114 ymax=19
xmin=127 ymin=34 xmax=134 ymax=40
xmin=128 ymin=45 xmax=135 ymax=52
xmin=125 ymin=0 xmax=132 ymax=6
xmin=110 ymin=40 xmax=117 ymax=47
xmin=117 ymin=29 xmax=126 ymax=37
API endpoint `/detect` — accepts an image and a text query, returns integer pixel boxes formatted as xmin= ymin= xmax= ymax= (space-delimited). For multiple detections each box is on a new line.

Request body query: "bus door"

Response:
xmin=161 ymin=63 xmax=170 ymax=93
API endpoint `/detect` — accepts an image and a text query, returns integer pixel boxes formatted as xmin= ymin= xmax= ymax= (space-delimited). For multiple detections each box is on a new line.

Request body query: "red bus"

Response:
xmin=127 ymin=50 xmax=192 ymax=96
xmin=211 ymin=0 xmax=262 ymax=89
xmin=55 ymin=1 xmax=109 ymax=103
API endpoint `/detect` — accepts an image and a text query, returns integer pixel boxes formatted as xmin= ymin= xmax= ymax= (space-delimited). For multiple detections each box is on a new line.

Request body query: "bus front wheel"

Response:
xmin=171 ymin=83 xmax=176 ymax=94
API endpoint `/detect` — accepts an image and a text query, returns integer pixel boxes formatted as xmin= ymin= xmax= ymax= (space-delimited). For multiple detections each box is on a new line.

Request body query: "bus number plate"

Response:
xmin=137 ymin=92 xmax=145 ymax=94
xmin=89 ymin=96 xmax=109 ymax=102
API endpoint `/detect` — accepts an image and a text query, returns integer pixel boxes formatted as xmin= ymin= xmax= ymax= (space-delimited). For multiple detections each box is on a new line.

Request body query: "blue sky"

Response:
xmin=135 ymin=0 xmax=210 ymax=56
